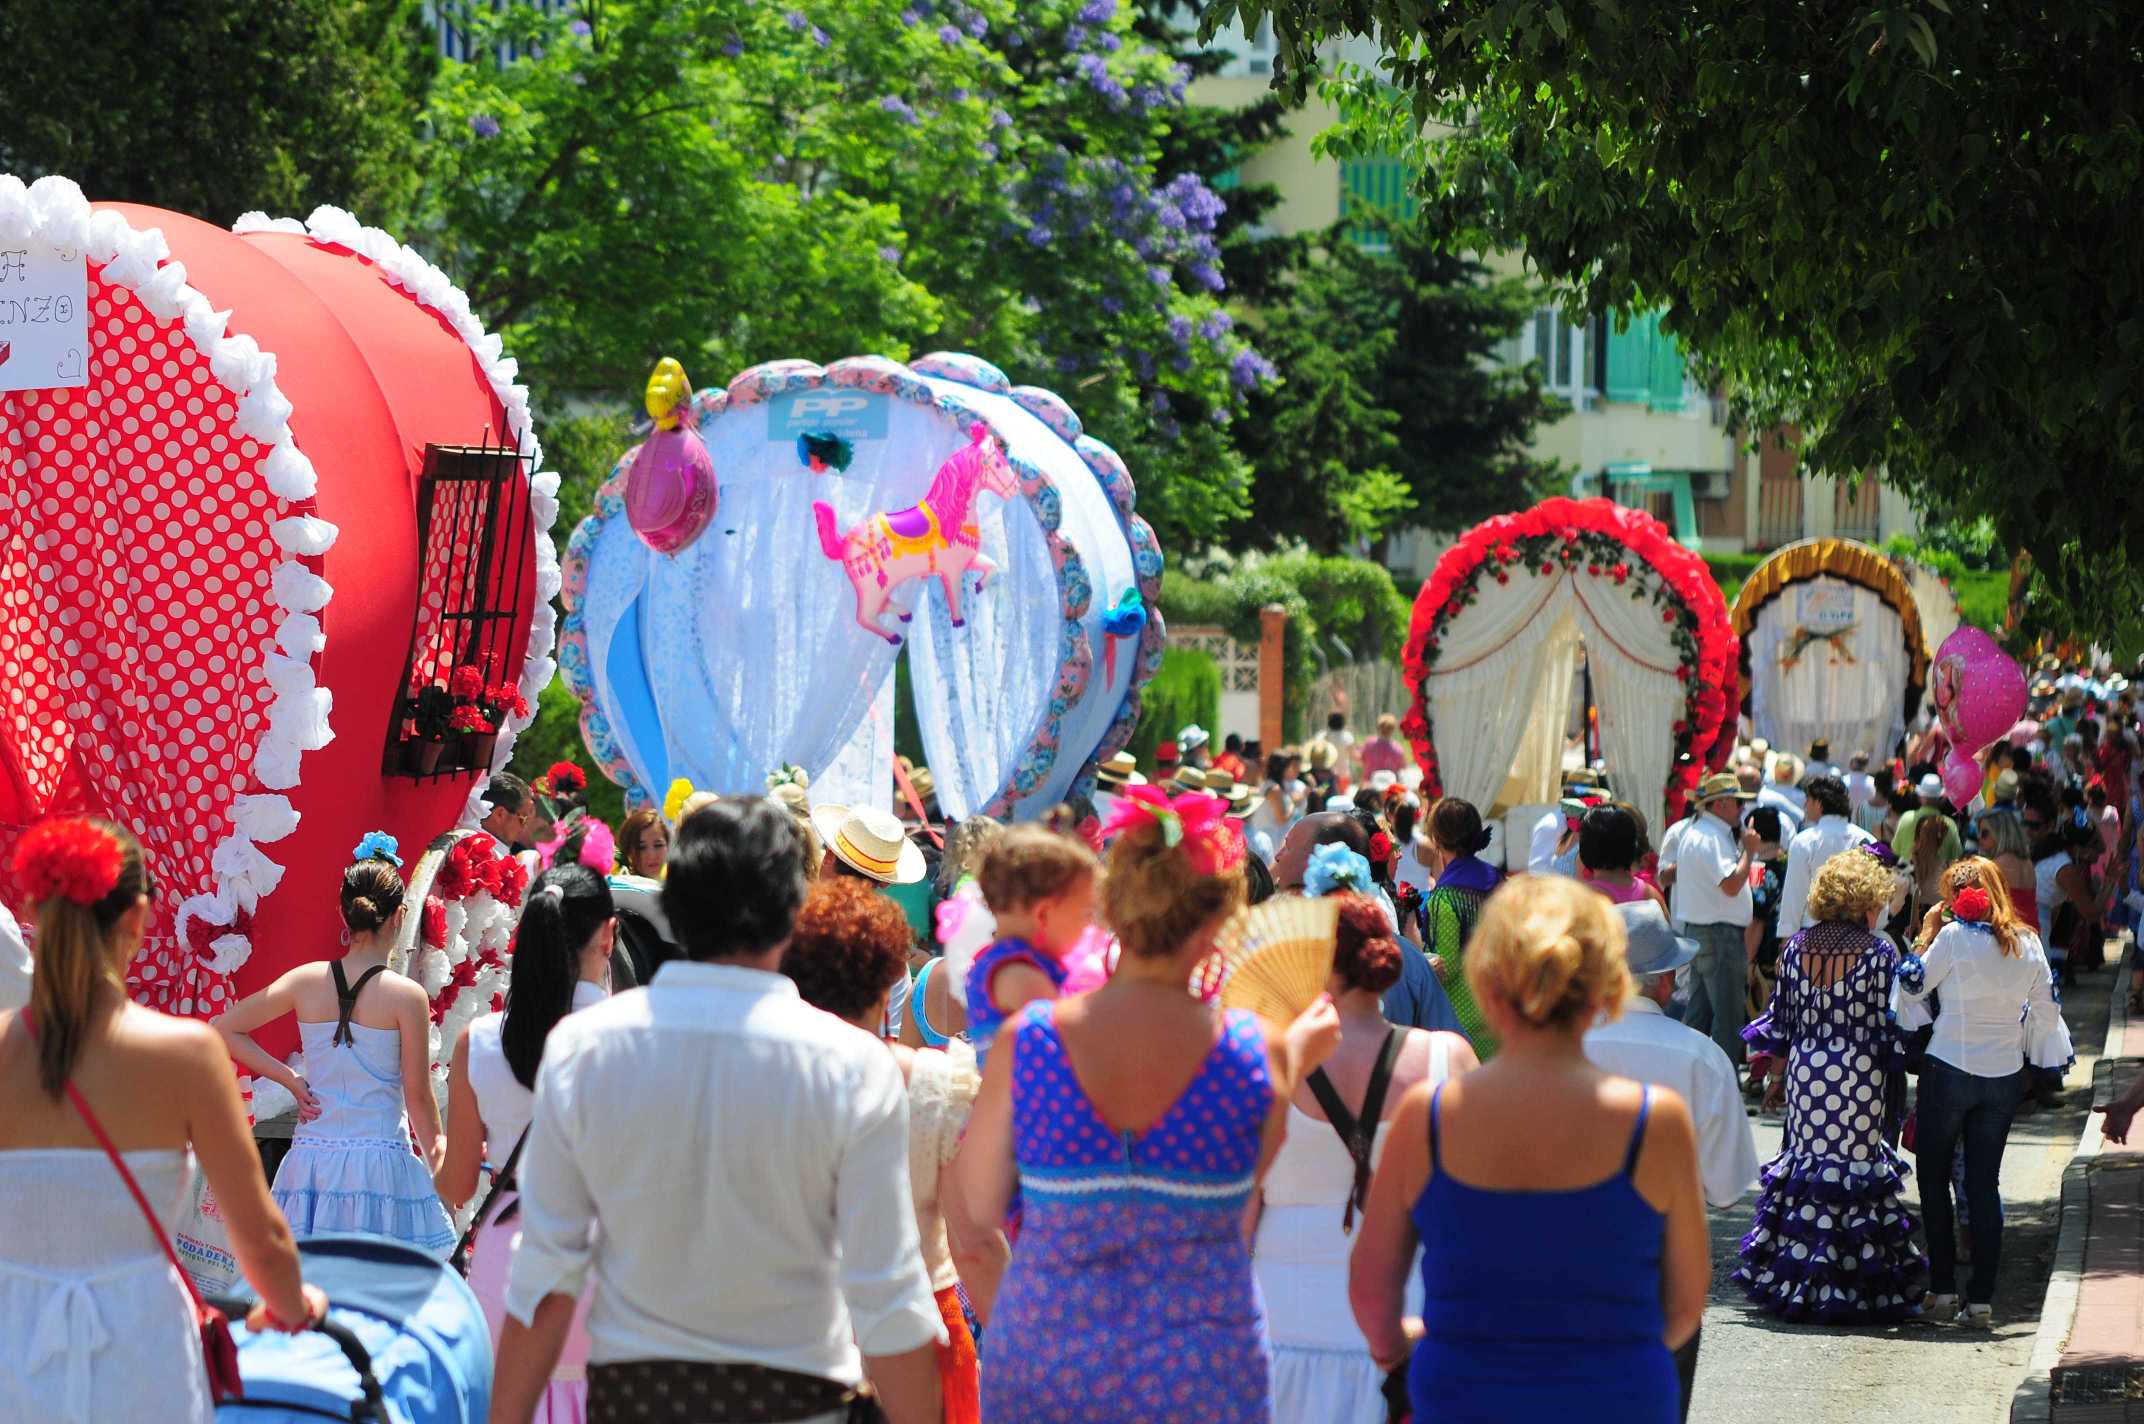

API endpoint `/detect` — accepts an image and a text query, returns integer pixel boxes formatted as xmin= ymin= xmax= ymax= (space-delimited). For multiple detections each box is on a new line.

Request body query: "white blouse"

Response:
xmin=1900 ymin=921 xmax=2071 ymax=1077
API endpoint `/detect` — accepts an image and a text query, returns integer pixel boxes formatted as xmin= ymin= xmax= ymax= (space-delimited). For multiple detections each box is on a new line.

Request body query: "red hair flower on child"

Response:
xmin=1100 ymin=785 xmax=1245 ymax=877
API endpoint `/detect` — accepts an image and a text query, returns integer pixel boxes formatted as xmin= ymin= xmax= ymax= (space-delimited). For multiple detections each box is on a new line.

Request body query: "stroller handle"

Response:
xmin=206 ymin=1294 xmax=392 ymax=1424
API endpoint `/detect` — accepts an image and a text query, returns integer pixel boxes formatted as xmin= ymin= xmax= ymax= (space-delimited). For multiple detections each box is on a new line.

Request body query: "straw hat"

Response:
xmin=1096 ymin=751 xmax=1145 ymax=789
xmin=1202 ymin=768 xmax=1256 ymax=817
xmin=909 ymin=767 xmax=937 ymax=805
xmin=1696 ymin=771 xmax=1755 ymax=803
xmin=1304 ymin=737 xmax=1338 ymax=770
xmin=809 ymin=804 xmax=927 ymax=884
xmin=1168 ymin=765 xmax=1211 ymax=796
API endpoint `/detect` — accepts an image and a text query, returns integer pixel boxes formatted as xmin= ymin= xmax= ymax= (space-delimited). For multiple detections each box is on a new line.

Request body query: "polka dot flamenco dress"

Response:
xmin=981 ymin=1001 xmax=1274 ymax=1423
xmin=1736 ymin=922 xmax=1928 ymax=1321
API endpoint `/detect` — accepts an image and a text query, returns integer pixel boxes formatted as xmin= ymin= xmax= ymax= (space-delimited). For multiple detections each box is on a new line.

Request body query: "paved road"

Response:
xmin=1688 ymin=963 xmax=2112 ymax=1424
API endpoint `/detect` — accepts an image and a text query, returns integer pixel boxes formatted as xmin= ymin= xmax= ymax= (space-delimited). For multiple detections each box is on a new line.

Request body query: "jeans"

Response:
xmin=1915 ymin=1057 xmax=2028 ymax=1303
xmin=1679 ymin=921 xmax=1749 ymax=1066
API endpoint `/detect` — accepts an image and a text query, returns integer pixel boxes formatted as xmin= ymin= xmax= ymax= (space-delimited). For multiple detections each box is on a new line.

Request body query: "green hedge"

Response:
xmin=1157 ymin=554 xmax=1410 ymax=741
xmin=1129 ymin=647 xmax=1221 ymax=768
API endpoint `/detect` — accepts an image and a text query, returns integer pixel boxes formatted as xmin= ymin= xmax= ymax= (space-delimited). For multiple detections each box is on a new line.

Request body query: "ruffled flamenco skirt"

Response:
xmin=272 ymin=1134 xmax=457 ymax=1258
xmin=1733 ymin=1149 xmax=1929 ymax=1323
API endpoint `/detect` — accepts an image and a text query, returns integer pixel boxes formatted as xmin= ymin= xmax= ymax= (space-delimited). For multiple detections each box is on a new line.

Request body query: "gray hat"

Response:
xmin=1617 ymin=901 xmax=1699 ymax=977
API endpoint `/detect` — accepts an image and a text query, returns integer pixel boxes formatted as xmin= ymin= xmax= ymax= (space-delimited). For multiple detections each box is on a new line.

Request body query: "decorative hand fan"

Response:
xmin=1208 ymin=896 xmax=1340 ymax=1023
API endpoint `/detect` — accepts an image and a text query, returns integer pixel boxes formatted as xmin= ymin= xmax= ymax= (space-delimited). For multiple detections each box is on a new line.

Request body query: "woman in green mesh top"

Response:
xmin=1415 ymin=797 xmax=1504 ymax=1058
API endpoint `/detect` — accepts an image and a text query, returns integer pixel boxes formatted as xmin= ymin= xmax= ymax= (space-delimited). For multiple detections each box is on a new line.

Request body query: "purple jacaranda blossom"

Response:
xmin=1148 ymin=265 xmax=1171 ymax=287
xmin=950 ymin=87 xmax=969 ymax=101
xmin=1167 ymin=314 xmax=1192 ymax=348
xmin=980 ymin=142 xmax=999 ymax=159
xmin=965 ymin=12 xmax=986 ymax=35
xmin=1189 ymin=261 xmax=1225 ymax=292
xmin=900 ymin=7 xmax=920 ymax=22
xmin=1078 ymin=0 xmax=1116 ymax=22
xmin=811 ymin=25 xmax=829 ymax=46
xmin=1230 ymin=348 xmax=1277 ymax=389
xmin=1199 ymin=312 xmax=1234 ymax=341
xmin=1028 ymin=224 xmax=1054 ymax=246
xmin=879 ymin=245 xmax=903 ymax=263
xmin=880 ymin=95 xmax=920 ymax=124
xmin=1056 ymin=355 xmax=1081 ymax=374
xmin=1158 ymin=417 xmax=1181 ymax=439
xmin=992 ymin=108 xmax=1013 ymax=129
xmin=938 ymin=23 xmax=962 ymax=43
xmin=1097 ymin=32 xmax=1120 ymax=51
xmin=569 ymin=17 xmax=592 ymax=35
xmin=469 ymin=113 xmax=501 ymax=137
xmin=784 ymin=8 xmax=807 ymax=29
xmin=1150 ymin=390 xmax=1171 ymax=414
xmin=721 ymin=34 xmax=744 ymax=56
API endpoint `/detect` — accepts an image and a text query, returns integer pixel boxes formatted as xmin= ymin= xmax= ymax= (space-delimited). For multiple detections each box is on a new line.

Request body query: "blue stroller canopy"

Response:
xmin=213 ymin=1234 xmax=491 ymax=1423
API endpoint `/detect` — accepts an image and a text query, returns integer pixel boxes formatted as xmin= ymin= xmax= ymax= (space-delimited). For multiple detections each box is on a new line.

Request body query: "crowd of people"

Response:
xmin=0 ymin=665 xmax=2129 ymax=1421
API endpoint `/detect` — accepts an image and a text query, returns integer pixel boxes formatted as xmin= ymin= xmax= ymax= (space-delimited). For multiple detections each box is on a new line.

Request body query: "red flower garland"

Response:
xmin=1401 ymin=498 xmax=1736 ymax=821
xmin=12 ymin=818 xmax=124 ymax=907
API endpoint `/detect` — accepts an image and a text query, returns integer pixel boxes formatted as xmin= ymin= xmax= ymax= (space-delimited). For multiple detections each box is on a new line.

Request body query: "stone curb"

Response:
xmin=2012 ymin=940 xmax=2132 ymax=1424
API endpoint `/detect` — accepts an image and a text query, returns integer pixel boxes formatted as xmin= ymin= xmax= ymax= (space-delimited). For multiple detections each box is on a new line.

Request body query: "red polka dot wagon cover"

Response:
xmin=0 ymin=176 xmax=559 ymax=1031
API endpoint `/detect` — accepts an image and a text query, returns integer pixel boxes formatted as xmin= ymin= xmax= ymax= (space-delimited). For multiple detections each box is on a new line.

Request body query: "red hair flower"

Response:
xmin=12 ymin=818 xmax=124 ymax=907
xmin=546 ymin=761 xmax=587 ymax=796
xmin=1369 ymin=830 xmax=1394 ymax=866
xmin=1951 ymin=886 xmax=1993 ymax=922
xmin=1100 ymin=786 xmax=1246 ymax=878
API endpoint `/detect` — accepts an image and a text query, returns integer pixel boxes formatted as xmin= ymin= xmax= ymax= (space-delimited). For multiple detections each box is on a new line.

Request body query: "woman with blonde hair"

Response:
xmin=1901 ymin=856 xmax=2071 ymax=1326
xmin=1351 ymin=875 xmax=1708 ymax=1422
xmin=0 ymin=819 xmax=323 ymax=1421
xmin=1738 ymin=850 xmax=1928 ymax=1321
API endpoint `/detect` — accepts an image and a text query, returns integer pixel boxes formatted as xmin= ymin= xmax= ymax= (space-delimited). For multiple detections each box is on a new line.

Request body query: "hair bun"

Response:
xmin=1469 ymin=826 xmax=1495 ymax=854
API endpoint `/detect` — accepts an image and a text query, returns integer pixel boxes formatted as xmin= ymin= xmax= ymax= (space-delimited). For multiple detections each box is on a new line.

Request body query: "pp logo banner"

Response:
xmin=767 ymin=389 xmax=888 ymax=444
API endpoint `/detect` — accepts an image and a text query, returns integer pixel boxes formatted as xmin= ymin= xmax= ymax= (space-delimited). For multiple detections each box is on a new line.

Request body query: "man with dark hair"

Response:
xmin=1775 ymin=774 xmax=1874 ymax=940
xmin=497 ymin=799 xmax=944 ymax=1424
xmin=480 ymin=772 xmax=534 ymax=848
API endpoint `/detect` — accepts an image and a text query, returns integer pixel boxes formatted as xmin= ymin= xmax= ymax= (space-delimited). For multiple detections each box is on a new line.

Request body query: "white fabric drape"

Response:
xmin=1494 ymin=608 xmax=1581 ymax=812
xmin=1426 ymin=572 xmax=1687 ymax=837
xmin=1572 ymin=579 xmax=1687 ymax=839
xmin=1422 ymin=577 xmax=1570 ymax=815
xmin=1747 ymin=579 xmax=1908 ymax=765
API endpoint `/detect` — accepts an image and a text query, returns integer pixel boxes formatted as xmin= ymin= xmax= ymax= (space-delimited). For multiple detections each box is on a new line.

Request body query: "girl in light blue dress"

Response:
xmin=214 ymin=833 xmax=454 ymax=1256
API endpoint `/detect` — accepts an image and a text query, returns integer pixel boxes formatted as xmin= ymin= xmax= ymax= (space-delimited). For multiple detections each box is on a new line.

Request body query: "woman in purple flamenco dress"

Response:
xmin=1737 ymin=851 xmax=1929 ymax=1321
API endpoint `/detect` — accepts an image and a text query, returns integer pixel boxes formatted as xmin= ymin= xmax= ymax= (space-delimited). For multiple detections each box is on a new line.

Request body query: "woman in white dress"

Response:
xmin=215 ymin=836 xmax=455 ymax=1255
xmin=439 ymin=863 xmax=615 ymax=1424
xmin=0 ymin=818 xmax=322 ymax=1424
xmin=1251 ymin=892 xmax=1478 ymax=1423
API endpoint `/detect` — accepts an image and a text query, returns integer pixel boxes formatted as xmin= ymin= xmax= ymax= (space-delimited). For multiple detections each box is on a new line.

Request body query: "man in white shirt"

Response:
xmin=1586 ymin=902 xmax=1759 ymax=1424
xmin=497 ymin=798 xmax=944 ymax=1424
xmin=1528 ymin=770 xmax=1605 ymax=877
xmin=1775 ymin=774 xmax=1875 ymax=941
xmin=1673 ymin=772 xmax=1759 ymax=1067
xmin=1803 ymin=739 xmax=1837 ymax=783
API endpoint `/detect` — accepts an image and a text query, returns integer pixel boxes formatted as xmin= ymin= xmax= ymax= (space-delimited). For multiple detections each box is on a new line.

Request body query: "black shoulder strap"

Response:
xmin=449 ymin=1125 xmax=531 ymax=1278
xmin=332 ymin=962 xmax=390 ymax=1047
xmin=1306 ymin=1026 xmax=1408 ymax=1233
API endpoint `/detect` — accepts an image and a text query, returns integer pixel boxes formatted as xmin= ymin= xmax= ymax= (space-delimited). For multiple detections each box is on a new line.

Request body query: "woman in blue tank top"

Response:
xmin=1350 ymin=876 xmax=1710 ymax=1424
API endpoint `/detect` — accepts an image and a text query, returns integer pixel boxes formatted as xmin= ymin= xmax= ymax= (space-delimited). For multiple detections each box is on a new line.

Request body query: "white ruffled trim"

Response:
xmin=248 ymin=205 xmax=560 ymax=825
xmin=2 ymin=173 xmax=342 ymax=982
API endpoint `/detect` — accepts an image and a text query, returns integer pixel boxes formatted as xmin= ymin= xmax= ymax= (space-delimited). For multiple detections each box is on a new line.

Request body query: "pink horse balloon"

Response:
xmin=811 ymin=423 xmax=1020 ymax=644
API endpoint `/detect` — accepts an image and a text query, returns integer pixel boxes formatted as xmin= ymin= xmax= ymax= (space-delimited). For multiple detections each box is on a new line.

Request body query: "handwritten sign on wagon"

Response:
xmin=0 ymin=237 xmax=89 ymax=394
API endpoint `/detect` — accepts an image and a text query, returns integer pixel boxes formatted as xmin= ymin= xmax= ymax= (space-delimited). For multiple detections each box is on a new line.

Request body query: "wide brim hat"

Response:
xmin=1561 ymin=767 xmax=1607 ymax=790
xmin=1695 ymin=771 xmax=1755 ymax=802
xmin=1617 ymin=902 xmax=1700 ymax=977
xmin=1096 ymin=751 xmax=1145 ymax=789
xmin=1916 ymin=773 xmax=1945 ymax=799
xmin=909 ymin=767 xmax=937 ymax=804
xmin=1304 ymin=738 xmax=1339 ymax=769
xmin=1202 ymin=768 xmax=1256 ymax=816
xmin=1169 ymin=765 xmax=1212 ymax=796
xmin=809 ymin=803 xmax=928 ymax=885
xmin=1177 ymin=724 xmax=1211 ymax=752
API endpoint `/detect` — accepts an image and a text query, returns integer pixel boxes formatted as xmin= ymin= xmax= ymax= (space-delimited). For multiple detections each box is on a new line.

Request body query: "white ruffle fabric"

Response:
xmin=1746 ymin=577 xmax=1909 ymax=767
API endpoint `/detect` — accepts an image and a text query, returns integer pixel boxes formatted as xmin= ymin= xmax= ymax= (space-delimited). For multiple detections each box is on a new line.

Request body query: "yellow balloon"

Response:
xmin=644 ymin=357 xmax=692 ymax=431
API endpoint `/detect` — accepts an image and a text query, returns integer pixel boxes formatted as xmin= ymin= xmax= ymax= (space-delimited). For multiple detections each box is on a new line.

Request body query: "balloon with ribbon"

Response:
xmin=625 ymin=357 xmax=718 ymax=555
xmin=1927 ymin=626 xmax=2027 ymax=784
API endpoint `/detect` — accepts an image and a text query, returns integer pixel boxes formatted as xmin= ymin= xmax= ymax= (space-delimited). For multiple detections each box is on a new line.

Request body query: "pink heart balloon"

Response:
xmin=1928 ymin=627 xmax=2026 ymax=758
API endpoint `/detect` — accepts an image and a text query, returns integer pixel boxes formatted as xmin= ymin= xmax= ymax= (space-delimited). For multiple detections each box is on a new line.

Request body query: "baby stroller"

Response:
xmin=210 ymin=1234 xmax=491 ymax=1422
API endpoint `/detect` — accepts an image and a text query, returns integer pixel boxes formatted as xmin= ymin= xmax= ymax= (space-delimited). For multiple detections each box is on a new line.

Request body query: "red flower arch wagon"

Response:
xmin=1401 ymin=497 xmax=1737 ymax=844
xmin=0 ymin=177 xmax=559 ymax=1033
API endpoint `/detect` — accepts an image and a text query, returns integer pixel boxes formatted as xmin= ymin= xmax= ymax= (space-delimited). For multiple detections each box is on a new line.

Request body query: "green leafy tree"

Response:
xmin=0 ymin=0 xmax=429 ymax=224
xmin=419 ymin=0 xmax=1277 ymax=551
xmin=1206 ymin=0 xmax=2144 ymax=624
xmin=1237 ymin=217 xmax=1563 ymax=550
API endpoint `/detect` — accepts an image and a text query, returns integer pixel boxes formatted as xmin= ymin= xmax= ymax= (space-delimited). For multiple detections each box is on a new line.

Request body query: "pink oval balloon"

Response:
xmin=1928 ymin=627 xmax=2026 ymax=756
xmin=1942 ymin=746 xmax=1983 ymax=806
xmin=625 ymin=425 xmax=718 ymax=554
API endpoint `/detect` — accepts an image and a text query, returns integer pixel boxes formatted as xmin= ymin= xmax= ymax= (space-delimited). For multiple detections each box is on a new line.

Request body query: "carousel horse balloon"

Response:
xmin=1928 ymin=626 xmax=2027 ymax=805
xmin=811 ymin=423 xmax=1020 ymax=644
xmin=625 ymin=357 xmax=718 ymax=554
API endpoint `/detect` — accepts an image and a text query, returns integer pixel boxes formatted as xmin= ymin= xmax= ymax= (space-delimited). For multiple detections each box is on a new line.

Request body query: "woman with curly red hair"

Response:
xmin=1900 ymin=856 xmax=2072 ymax=1326
xmin=1253 ymin=893 xmax=1477 ymax=1422
xmin=783 ymin=878 xmax=986 ymax=1424
xmin=0 ymin=818 xmax=322 ymax=1421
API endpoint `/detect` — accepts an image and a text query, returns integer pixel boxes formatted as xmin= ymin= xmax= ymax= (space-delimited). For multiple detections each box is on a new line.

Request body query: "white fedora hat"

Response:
xmin=809 ymin=803 xmax=928 ymax=885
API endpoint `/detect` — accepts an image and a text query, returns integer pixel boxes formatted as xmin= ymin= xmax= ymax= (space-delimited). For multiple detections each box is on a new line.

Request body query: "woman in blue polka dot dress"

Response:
xmin=952 ymin=788 xmax=1340 ymax=1424
xmin=1738 ymin=849 xmax=1929 ymax=1321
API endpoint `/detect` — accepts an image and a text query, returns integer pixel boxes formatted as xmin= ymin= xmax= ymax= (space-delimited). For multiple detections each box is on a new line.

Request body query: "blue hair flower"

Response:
xmin=352 ymin=831 xmax=402 ymax=868
xmin=1304 ymin=842 xmax=1371 ymax=898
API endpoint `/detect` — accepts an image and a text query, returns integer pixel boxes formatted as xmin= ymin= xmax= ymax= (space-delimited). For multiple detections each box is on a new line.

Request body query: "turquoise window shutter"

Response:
xmin=1648 ymin=322 xmax=1687 ymax=411
xmin=1603 ymin=311 xmax=1656 ymax=403
xmin=1340 ymin=157 xmax=1415 ymax=250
